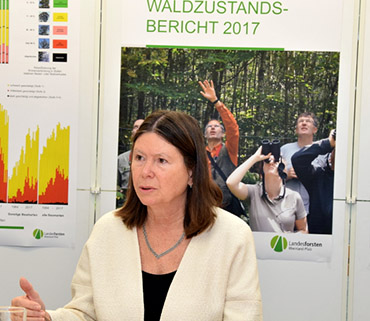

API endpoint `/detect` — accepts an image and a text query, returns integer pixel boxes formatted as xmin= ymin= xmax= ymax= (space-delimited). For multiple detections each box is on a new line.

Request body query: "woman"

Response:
xmin=226 ymin=146 xmax=307 ymax=233
xmin=11 ymin=110 xmax=262 ymax=321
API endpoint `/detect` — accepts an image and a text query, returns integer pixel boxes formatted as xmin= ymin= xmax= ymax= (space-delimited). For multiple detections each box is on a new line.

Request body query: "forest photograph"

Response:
xmin=118 ymin=48 xmax=339 ymax=163
xmin=117 ymin=48 xmax=339 ymax=222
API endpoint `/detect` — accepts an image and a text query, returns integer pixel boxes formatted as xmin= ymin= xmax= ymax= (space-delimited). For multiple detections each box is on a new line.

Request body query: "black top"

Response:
xmin=142 ymin=270 xmax=176 ymax=321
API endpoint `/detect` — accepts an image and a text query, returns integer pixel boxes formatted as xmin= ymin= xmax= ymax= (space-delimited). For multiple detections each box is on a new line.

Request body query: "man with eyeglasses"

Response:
xmin=281 ymin=112 xmax=324 ymax=217
xmin=199 ymin=80 xmax=241 ymax=216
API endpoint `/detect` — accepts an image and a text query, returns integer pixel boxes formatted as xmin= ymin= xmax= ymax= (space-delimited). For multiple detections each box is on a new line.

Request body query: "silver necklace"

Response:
xmin=143 ymin=222 xmax=185 ymax=259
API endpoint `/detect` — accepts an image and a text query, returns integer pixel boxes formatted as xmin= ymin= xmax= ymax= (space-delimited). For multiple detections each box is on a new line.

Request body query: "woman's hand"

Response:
xmin=11 ymin=277 xmax=49 ymax=320
xmin=329 ymin=129 xmax=336 ymax=148
xmin=253 ymin=146 xmax=271 ymax=163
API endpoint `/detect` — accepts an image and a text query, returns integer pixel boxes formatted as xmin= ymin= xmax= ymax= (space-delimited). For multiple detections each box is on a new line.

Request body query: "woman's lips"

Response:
xmin=139 ymin=186 xmax=155 ymax=192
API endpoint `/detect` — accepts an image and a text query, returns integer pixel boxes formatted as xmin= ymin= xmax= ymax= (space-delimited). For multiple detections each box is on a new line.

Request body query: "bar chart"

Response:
xmin=0 ymin=0 xmax=9 ymax=64
xmin=0 ymin=104 xmax=70 ymax=205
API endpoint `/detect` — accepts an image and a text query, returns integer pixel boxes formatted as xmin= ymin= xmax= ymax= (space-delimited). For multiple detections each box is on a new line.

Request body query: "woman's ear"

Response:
xmin=188 ymin=170 xmax=193 ymax=187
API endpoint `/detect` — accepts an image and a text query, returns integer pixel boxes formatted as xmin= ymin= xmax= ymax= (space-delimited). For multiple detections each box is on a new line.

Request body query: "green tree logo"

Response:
xmin=270 ymin=235 xmax=288 ymax=252
xmin=33 ymin=229 xmax=44 ymax=240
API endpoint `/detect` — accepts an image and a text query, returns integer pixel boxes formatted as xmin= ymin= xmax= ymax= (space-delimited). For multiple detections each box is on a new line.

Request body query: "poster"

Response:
xmin=0 ymin=0 xmax=79 ymax=247
xmin=119 ymin=0 xmax=343 ymax=261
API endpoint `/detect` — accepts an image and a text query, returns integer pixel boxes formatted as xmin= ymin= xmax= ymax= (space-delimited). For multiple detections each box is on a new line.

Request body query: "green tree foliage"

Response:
xmin=119 ymin=48 xmax=339 ymax=163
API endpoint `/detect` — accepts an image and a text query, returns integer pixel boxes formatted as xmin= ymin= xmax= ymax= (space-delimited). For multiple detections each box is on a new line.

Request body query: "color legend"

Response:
xmin=38 ymin=0 xmax=69 ymax=62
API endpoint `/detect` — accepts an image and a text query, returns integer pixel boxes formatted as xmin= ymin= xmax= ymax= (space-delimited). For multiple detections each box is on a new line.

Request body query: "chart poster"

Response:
xmin=119 ymin=0 xmax=343 ymax=261
xmin=0 ymin=0 xmax=79 ymax=247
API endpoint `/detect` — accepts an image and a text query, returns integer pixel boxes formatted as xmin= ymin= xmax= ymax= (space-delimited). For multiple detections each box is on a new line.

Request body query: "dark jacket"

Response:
xmin=291 ymin=139 xmax=334 ymax=234
xmin=210 ymin=144 xmax=236 ymax=209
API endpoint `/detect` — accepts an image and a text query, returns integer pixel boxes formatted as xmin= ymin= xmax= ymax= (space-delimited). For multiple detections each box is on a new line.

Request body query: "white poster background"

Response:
xmin=122 ymin=0 xmax=343 ymax=51
xmin=0 ymin=0 xmax=79 ymax=247
xmin=120 ymin=0 xmax=343 ymax=261
xmin=254 ymin=232 xmax=332 ymax=262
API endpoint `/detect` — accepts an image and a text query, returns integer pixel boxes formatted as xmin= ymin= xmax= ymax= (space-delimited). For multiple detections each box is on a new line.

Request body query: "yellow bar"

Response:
xmin=53 ymin=12 xmax=68 ymax=22
xmin=6 ymin=5 xmax=8 ymax=46
xmin=1 ymin=4 xmax=3 ymax=63
xmin=1 ymin=1 xmax=4 ymax=43
xmin=1 ymin=7 xmax=3 ymax=46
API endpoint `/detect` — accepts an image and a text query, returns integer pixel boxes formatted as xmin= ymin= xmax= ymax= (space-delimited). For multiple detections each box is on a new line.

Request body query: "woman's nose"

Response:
xmin=141 ymin=160 xmax=154 ymax=177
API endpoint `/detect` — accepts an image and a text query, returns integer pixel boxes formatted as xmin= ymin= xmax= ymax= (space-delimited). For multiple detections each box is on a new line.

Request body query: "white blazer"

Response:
xmin=49 ymin=208 xmax=263 ymax=321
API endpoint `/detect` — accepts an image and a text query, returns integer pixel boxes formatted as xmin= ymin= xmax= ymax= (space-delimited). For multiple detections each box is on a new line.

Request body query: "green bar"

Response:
xmin=146 ymin=45 xmax=285 ymax=51
xmin=6 ymin=0 xmax=9 ymax=10
xmin=0 ymin=226 xmax=24 ymax=230
xmin=54 ymin=0 xmax=68 ymax=8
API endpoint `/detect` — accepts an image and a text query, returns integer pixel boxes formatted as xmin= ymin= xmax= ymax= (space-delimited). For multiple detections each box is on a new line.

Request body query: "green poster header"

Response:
xmin=147 ymin=44 xmax=284 ymax=51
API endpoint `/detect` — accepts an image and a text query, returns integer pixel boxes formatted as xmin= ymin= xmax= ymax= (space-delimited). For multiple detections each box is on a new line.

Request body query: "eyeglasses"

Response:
xmin=206 ymin=124 xmax=222 ymax=129
xmin=297 ymin=118 xmax=314 ymax=124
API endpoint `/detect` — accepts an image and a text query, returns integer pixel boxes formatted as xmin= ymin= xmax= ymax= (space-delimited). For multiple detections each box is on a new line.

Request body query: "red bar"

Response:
xmin=53 ymin=39 xmax=67 ymax=49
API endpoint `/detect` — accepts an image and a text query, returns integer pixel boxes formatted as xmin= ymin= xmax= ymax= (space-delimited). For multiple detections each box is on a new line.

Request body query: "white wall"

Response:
xmin=348 ymin=0 xmax=370 ymax=319
xmin=94 ymin=0 xmax=123 ymax=219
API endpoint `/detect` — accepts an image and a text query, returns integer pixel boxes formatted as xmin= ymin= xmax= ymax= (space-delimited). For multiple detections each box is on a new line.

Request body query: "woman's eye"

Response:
xmin=134 ymin=154 xmax=144 ymax=161
xmin=159 ymin=158 xmax=167 ymax=164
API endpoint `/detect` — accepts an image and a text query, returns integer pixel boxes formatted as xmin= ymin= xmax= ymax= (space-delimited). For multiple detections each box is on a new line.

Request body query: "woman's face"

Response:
xmin=131 ymin=132 xmax=192 ymax=211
